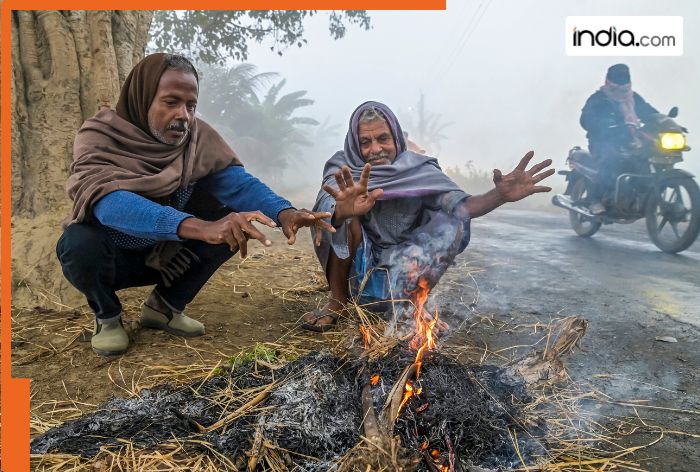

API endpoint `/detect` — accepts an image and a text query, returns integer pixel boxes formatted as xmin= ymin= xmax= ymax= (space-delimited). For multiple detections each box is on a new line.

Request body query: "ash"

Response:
xmin=369 ymin=346 xmax=545 ymax=470
xmin=32 ymin=349 xmax=543 ymax=470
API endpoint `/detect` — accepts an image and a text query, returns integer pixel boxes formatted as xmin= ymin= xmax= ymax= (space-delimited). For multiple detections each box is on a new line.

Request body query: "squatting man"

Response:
xmin=302 ymin=101 xmax=554 ymax=332
xmin=57 ymin=53 xmax=334 ymax=356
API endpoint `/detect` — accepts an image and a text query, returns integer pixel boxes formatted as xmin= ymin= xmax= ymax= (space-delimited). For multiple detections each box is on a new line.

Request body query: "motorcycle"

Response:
xmin=552 ymin=107 xmax=700 ymax=253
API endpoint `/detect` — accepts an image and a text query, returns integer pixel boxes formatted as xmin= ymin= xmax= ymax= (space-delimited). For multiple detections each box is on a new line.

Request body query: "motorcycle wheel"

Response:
xmin=645 ymin=176 xmax=700 ymax=253
xmin=569 ymin=178 xmax=602 ymax=237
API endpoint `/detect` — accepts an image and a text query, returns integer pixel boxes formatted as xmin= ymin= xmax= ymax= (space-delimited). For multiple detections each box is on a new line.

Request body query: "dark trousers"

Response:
xmin=588 ymin=141 xmax=627 ymax=202
xmin=57 ymin=191 xmax=235 ymax=320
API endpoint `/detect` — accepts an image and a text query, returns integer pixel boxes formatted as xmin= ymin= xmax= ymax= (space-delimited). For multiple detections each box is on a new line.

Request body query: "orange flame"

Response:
xmin=359 ymin=325 xmax=371 ymax=349
xmin=408 ymin=278 xmax=439 ymax=378
xmin=399 ymin=380 xmax=414 ymax=411
xmin=370 ymin=374 xmax=380 ymax=386
xmin=396 ymin=277 xmax=442 ymax=418
xmin=397 ymin=277 xmax=449 ymax=462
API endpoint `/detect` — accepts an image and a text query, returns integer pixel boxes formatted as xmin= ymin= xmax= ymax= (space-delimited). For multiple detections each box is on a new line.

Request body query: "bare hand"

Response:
xmin=493 ymin=151 xmax=555 ymax=203
xmin=278 ymin=208 xmax=335 ymax=246
xmin=200 ymin=211 xmax=276 ymax=258
xmin=322 ymin=164 xmax=384 ymax=221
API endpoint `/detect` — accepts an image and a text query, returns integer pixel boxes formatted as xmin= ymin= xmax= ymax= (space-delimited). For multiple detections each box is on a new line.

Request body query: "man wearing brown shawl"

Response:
xmin=58 ymin=53 xmax=332 ymax=356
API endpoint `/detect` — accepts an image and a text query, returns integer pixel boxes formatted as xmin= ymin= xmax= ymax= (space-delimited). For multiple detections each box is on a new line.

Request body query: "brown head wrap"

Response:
xmin=115 ymin=52 xmax=199 ymax=136
xmin=65 ymin=53 xmax=242 ymax=226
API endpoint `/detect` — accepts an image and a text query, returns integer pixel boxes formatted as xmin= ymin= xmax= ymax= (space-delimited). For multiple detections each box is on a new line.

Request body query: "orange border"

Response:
xmin=0 ymin=2 xmax=446 ymax=471
xmin=6 ymin=0 xmax=445 ymax=9
xmin=1 ymin=3 xmax=32 ymax=472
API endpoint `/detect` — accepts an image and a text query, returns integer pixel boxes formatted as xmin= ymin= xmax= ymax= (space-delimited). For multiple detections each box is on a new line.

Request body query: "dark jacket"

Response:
xmin=580 ymin=90 xmax=659 ymax=147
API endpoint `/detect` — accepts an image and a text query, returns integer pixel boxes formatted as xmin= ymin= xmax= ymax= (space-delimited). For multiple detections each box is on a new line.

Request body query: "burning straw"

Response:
xmin=28 ymin=297 xmax=683 ymax=471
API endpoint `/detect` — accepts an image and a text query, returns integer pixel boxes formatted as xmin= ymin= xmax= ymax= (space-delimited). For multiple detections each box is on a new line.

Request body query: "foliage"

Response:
xmin=197 ymin=63 xmax=278 ymax=121
xmin=151 ymin=10 xmax=371 ymax=64
xmin=403 ymin=91 xmax=454 ymax=155
xmin=445 ymin=161 xmax=494 ymax=194
xmin=198 ymin=64 xmax=319 ymax=184
xmin=231 ymin=342 xmax=279 ymax=367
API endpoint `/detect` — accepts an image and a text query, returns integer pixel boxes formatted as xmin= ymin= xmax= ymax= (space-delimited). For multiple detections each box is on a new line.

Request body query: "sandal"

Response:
xmin=301 ymin=308 xmax=339 ymax=333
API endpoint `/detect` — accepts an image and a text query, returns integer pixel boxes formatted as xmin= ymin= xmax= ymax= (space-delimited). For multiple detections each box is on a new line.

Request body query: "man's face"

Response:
xmin=358 ymin=119 xmax=397 ymax=165
xmin=606 ymin=80 xmax=631 ymax=94
xmin=147 ymin=69 xmax=198 ymax=146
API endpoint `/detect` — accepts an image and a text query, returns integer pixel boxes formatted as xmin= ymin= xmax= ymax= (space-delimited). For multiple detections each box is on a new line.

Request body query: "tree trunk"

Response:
xmin=11 ymin=10 xmax=153 ymax=309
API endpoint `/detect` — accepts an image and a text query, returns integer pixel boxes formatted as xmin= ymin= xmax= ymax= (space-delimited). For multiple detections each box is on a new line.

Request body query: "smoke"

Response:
xmin=381 ymin=210 xmax=469 ymax=339
xmin=239 ymin=0 xmax=700 ymax=198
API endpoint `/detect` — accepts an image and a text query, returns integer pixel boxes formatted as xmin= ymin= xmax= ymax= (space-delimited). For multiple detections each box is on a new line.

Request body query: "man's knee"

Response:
xmin=57 ymin=224 xmax=115 ymax=285
xmin=183 ymin=239 xmax=236 ymax=269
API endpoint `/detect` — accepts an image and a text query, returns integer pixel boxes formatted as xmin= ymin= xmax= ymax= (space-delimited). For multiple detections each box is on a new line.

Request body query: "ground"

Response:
xmin=12 ymin=207 xmax=700 ymax=471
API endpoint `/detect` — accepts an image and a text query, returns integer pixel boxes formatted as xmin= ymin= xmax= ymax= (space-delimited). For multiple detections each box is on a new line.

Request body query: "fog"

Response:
xmin=199 ymin=0 xmax=700 ymax=200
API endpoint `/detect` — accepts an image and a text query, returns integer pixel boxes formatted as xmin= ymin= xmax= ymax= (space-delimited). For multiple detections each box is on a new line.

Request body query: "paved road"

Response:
xmin=468 ymin=207 xmax=699 ymax=327
xmin=439 ymin=207 xmax=699 ymax=471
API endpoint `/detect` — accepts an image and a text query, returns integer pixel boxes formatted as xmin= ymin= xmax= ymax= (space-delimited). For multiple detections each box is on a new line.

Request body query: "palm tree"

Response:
xmin=197 ymin=63 xmax=277 ymax=126
xmin=196 ymin=65 xmax=320 ymax=187
xmin=229 ymin=78 xmax=320 ymax=185
xmin=403 ymin=91 xmax=453 ymax=155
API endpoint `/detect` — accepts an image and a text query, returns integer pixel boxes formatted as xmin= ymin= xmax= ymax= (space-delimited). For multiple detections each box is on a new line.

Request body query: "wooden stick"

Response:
xmin=361 ymin=382 xmax=383 ymax=442
xmin=203 ymin=383 xmax=275 ymax=433
xmin=381 ymin=363 xmax=419 ymax=431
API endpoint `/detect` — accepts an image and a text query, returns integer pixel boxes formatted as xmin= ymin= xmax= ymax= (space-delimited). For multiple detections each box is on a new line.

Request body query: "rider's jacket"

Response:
xmin=580 ymin=90 xmax=659 ymax=156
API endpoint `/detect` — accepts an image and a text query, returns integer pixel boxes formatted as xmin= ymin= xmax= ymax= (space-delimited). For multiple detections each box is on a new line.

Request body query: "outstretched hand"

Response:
xmin=278 ymin=208 xmax=335 ymax=246
xmin=322 ymin=164 xmax=384 ymax=221
xmin=196 ymin=211 xmax=277 ymax=259
xmin=493 ymin=151 xmax=555 ymax=203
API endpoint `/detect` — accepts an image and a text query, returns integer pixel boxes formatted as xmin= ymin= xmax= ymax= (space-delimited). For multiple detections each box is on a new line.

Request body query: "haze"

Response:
xmin=196 ymin=0 xmax=699 ymax=198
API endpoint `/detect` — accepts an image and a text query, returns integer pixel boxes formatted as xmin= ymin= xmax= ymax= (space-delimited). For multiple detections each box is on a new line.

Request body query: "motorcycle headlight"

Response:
xmin=660 ymin=132 xmax=686 ymax=151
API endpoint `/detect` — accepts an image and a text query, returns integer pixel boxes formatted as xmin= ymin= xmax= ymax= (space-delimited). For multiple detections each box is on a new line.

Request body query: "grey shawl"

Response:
xmin=312 ymin=101 xmax=464 ymax=271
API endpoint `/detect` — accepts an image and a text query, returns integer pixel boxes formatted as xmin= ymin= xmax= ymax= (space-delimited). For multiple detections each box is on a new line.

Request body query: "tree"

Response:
xmin=10 ymin=10 xmax=371 ymax=308
xmin=199 ymin=71 xmax=319 ymax=187
xmin=403 ymin=91 xmax=453 ymax=155
xmin=196 ymin=62 xmax=278 ymax=122
xmin=151 ymin=10 xmax=371 ymax=63
xmin=11 ymin=11 xmax=153 ymax=308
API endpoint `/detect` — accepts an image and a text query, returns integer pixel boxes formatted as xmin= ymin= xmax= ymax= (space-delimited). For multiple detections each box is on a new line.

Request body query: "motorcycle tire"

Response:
xmin=645 ymin=176 xmax=700 ymax=253
xmin=569 ymin=178 xmax=602 ymax=237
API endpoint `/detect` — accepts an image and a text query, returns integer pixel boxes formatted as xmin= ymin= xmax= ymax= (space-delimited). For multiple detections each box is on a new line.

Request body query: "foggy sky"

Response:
xmin=229 ymin=0 xmax=700 ymax=190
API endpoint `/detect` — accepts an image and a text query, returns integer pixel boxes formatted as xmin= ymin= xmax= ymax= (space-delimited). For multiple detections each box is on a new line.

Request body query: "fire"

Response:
xmin=397 ymin=277 xmax=450 ymax=467
xmin=408 ymin=278 xmax=439 ymax=375
xmin=359 ymin=325 xmax=371 ymax=349
xmin=408 ymin=277 xmax=439 ymax=378
xmin=397 ymin=277 xmax=441 ymax=417
xmin=370 ymin=374 xmax=380 ymax=386
xmin=399 ymin=380 xmax=414 ymax=411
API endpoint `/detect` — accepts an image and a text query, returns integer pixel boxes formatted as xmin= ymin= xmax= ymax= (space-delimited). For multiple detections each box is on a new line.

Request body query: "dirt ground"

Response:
xmin=12 ymin=209 xmax=700 ymax=471
xmin=13 ymin=228 xmax=327 ymax=418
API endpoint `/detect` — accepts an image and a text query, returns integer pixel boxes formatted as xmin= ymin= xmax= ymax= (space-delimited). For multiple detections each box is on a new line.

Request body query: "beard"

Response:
xmin=149 ymin=120 xmax=190 ymax=146
xmin=366 ymin=150 xmax=392 ymax=165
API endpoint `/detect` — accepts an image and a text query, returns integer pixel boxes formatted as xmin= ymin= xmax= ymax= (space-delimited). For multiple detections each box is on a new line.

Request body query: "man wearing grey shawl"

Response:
xmin=302 ymin=101 xmax=554 ymax=331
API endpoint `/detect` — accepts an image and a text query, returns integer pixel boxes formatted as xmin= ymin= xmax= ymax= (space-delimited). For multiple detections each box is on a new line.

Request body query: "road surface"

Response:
xmin=438 ymin=207 xmax=699 ymax=470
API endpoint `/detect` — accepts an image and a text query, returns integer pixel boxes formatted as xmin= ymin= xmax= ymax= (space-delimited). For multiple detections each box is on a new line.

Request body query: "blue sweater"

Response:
xmin=94 ymin=166 xmax=293 ymax=248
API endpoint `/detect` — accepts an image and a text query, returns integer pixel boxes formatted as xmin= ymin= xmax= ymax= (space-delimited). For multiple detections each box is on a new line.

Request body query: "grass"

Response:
xmin=19 ymin=251 xmax=698 ymax=472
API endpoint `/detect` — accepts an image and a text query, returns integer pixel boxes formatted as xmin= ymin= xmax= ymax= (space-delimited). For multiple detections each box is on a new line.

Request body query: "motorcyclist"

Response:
xmin=580 ymin=64 xmax=659 ymax=214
